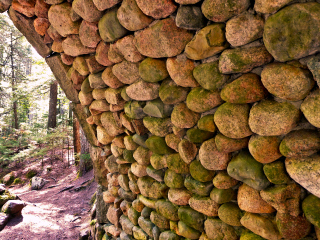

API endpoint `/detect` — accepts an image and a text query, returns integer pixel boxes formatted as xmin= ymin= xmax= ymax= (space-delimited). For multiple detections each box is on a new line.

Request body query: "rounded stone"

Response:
xmin=280 ymin=129 xmax=320 ymax=158
xmin=178 ymin=139 xmax=198 ymax=164
xmin=215 ymin=133 xmax=249 ymax=153
xmin=221 ymin=73 xmax=268 ymax=104
xmin=219 ymin=45 xmax=273 ymax=74
xmin=197 ymin=115 xmax=216 ymax=133
xmin=164 ymin=169 xmax=184 ymax=189
xmin=226 ymin=12 xmax=264 ymax=47
xmin=214 ymin=103 xmax=252 ymax=139
xmin=186 ymin=87 xmax=223 ymax=113
xmin=126 ymin=81 xmax=160 ymax=101
xmin=166 ymin=56 xmax=199 ymax=88
xmin=112 ymin=60 xmax=140 ymax=85
xmin=166 ymin=153 xmax=189 ymax=175
xmin=263 ymin=160 xmax=291 ymax=185
xmin=204 ymin=218 xmax=238 ymax=240
xmin=176 ymin=5 xmax=206 ymax=30
xmin=218 ymin=203 xmax=242 ymax=227
xmin=301 ymin=90 xmax=320 ymax=128
xmin=254 ymin=0 xmax=294 ymax=14
xmin=159 ymin=79 xmax=189 ymax=105
xmin=186 ymin=128 xmax=214 ymax=144
xmin=263 ymin=3 xmax=320 ymax=62
xmin=178 ymin=206 xmax=205 ymax=232
xmin=189 ymin=196 xmax=219 ymax=217
xmin=145 ymin=136 xmax=174 ymax=155
xmin=212 ymin=171 xmax=238 ymax=189
xmin=185 ymin=24 xmax=229 ymax=60
xmin=199 ymin=138 xmax=231 ymax=171
xmin=135 ymin=0 xmax=177 ymax=19
xmin=134 ymin=18 xmax=193 ymax=58
xmin=210 ymin=188 xmax=235 ymax=204
xmin=190 ymin=160 xmax=215 ymax=183
xmin=165 ymin=134 xmax=180 ymax=152
xmin=100 ymin=112 xmax=124 ymax=136
xmin=302 ymin=194 xmax=320 ymax=228
xmin=227 ymin=151 xmax=270 ymax=190
xmin=238 ymin=183 xmax=275 ymax=214
xmin=249 ymin=100 xmax=300 ymax=136
xmin=72 ymin=0 xmax=103 ymax=23
xmin=139 ymin=58 xmax=169 ymax=83
xmin=261 ymin=63 xmax=314 ymax=101
xmin=168 ymin=188 xmax=192 ymax=206
xmin=117 ymin=0 xmax=153 ymax=31
xmin=171 ymin=103 xmax=200 ymax=129
xmin=98 ymin=7 xmax=128 ymax=42
xmin=248 ymin=135 xmax=282 ymax=164
xmin=184 ymin=175 xmax=213 ymax=197
xmin=143 ymin=117 xmax=172 ymax=137
xmin=193 ymin=61 xmax=230 ymax=91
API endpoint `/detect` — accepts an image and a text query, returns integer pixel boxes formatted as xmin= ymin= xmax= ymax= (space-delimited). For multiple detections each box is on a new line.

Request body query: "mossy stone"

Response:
xmin=178 ymin=221 xmax=201 ymax=239
xmin=164 ymin=169 xmax=184 ymax=189
xmin=254 ymin=0 xmax=294 ymax=14
xmin=155 ymin=199 xmax=179 ymax=221
xmin=143 ymin=117 xmax=172 ymax=137
xmin=178 ymin=206 xmax=205 ymax=232
xmin=98 ymin=7 xmax=128 ymax=42
xmin=178 ymin=139 xmax=198 ymax=164
xmin=168 ymin=188 xmax=192 ymax=206
xmin=240 ymin=230 xmax=266 ymax=240
xmin=189 ymin=195 xmax=219 ymax=217
xmin=146 ymin=136 xmax=175 ymax=155
xmin=261 ymin=63 xmax=314 ymax=101
xmin=121 ymin=86 xmax=131 ymax=101
xmin=132 ymin=134 xmax=148 ymax=148
xmin=146 ymin=165 xmax=164 ymax=182
xmin=159 ymin=79 xmax=189 ymax=105
xmin=263 ymin=3 xmax=320 ymax=62
xmin=276 ymin=213 xmax=311 ymax=240
xmin=280 ymin=129 xmax=320 ymax=158
xmin=150 ymin=211 xmax=170 ymax=229
xmin=240 ymin=212 xmax=281 ymax=240
xmin=137 ymin=176 xmax=167 ymax=199
xmin=123 ymin=149 xmax=136 ymax=163
xmin=171 ymin=103 xmax=200 ymax=129
xmin=138 ymin=216 xmax=154 ymax=237
xmin=139 ymin=58 xmax=169 ymax=83
xmin=184 ymin=175 xmax=213 ymax=196
xmin=133 ymin=146 xmax=151 ymax=166
xmin=81 ymin=77 xmax=93 ymax=93
xmin=167 ymin=153 xmax=189 ymax=174
xmin=124 ymin=101 xmax=146 ymax=119
xmin=128 ymin=206 xmax=141 ymax=225
xmin=101 ymin=112 xmax=125 ymax=137
xmin=218 ymin=203 xmax=243 ymax=227
xmin=215 ymin=133 xmax=249 ymax=153
xmin=176 ymin=5 xmax=206 ymax=30
xmin=132 ymin=226 xmax=148 ymax=240
xmin=204 ymin=218 xmax=238 ymax=240
xmin=199 ymin=138 xmax=231 ymax=171
xmin=301 ymin=90 xmax=320 ymax=128
xmin=210 ymin=188 xmax=235 ymax=204
xmin=302 ymin=194 xmax=320 ymax=228
xmin=165 ymin=134 xmax=180 ymax=152
xmin=138 ymin=195 xmax=157 ymax=209
xmin=186 ymin=87 xmax=223 ymax=113
xmin=143 ymin=99 xmax=173 ymax=118
xmin=227 ymin=151 xmax=270 ymax=190
xmin=249 ymin=100 xmax=300 ymax=136
xmin=186 ymin=128 xmax=214 ymax=144
xmin=141 ymin=207 xmax=152 ymax=218
xmin=248 ymin=135 xmax=282 ymax=164
xmin=212 ymin=171 xmax=238 ymax=189
xmin=193 ymin=61 xmax=229 ymax=90
xmin=263 ymin=160 xmax=291 ymax=185
xmin=185 ymin=24 xmax=229 ymax=60
xmin=124 ymin=135 xmax=139 ymax=150
xmin=219 ymin=46 xmax=273 ymax=74
xmin=221 ymin=73 xmax=268 ymax=103
xmin=197 ymin=115 xmax=216 ymax=132
xmin=214 ymin=103 xmax=252 ymax=139
xmin=189 ymin=160 xmax=215 ymax=183
xmin=150 ymin=153 xmax=167 ymax=170
xmin=159 ymin=231 xmax=180 ymax=240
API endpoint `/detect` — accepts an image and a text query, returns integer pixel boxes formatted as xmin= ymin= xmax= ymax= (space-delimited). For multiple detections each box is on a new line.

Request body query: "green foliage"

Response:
xmin=90 ymin=219 xmax=97 ymax=226
xmin=13 ymin=178 xmax=23 ymax=184
xmin=25 ymin=169 xmax=37 ymax=179
xmin=90 ymin=192 xmax=97 ymax=206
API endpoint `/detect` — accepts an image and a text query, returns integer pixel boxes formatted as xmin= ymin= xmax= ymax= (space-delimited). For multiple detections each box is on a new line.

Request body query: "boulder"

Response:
xmin=264 ymin=3 xmax=320 ymax=62
xmin=134 ymin=18 xmax=193 ymax=58
xmin=31 ymin=177 xmax=47 ymax=190
xmin=301 ymin=90 xmax=320 ymax=128
xmin=0 ymin=212 xmax=10 ymax=231
xmin=1 ymin=200 xmax=26 ymax=216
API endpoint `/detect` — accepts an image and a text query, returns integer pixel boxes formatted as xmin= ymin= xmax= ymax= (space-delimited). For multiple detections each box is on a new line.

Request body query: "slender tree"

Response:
xmin=47 ymin=81 xmax=57 ymax=129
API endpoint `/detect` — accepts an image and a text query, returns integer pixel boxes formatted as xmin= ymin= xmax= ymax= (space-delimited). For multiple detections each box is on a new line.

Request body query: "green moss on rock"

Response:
xmin=146 ymin=136 xmax=175 ymax=155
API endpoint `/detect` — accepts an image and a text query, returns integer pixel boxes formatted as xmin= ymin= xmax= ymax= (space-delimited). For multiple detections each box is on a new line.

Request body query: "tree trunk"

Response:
xmin=78 ymin=126 xmax=91 ymax=177
xmin=47 ymin=81 xmax=58 ymax=129
xmin=73 ymin=114 xmax=81 ymax=164
xmin=10 ymin=33 xmax=18 ymax=129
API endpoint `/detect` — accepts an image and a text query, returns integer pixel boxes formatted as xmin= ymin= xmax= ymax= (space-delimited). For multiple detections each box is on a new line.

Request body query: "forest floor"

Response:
xmin=0 ymin=152 xmax=97 ymax=240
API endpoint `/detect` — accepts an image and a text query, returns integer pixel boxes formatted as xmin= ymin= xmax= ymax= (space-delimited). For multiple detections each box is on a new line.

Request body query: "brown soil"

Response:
xmin=0 ymin=156 xmax=97 ymax=240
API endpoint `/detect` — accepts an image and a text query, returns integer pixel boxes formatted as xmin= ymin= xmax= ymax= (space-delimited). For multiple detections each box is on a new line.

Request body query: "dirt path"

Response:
xmin=0 ymin=169 xmax=97 ymax=240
